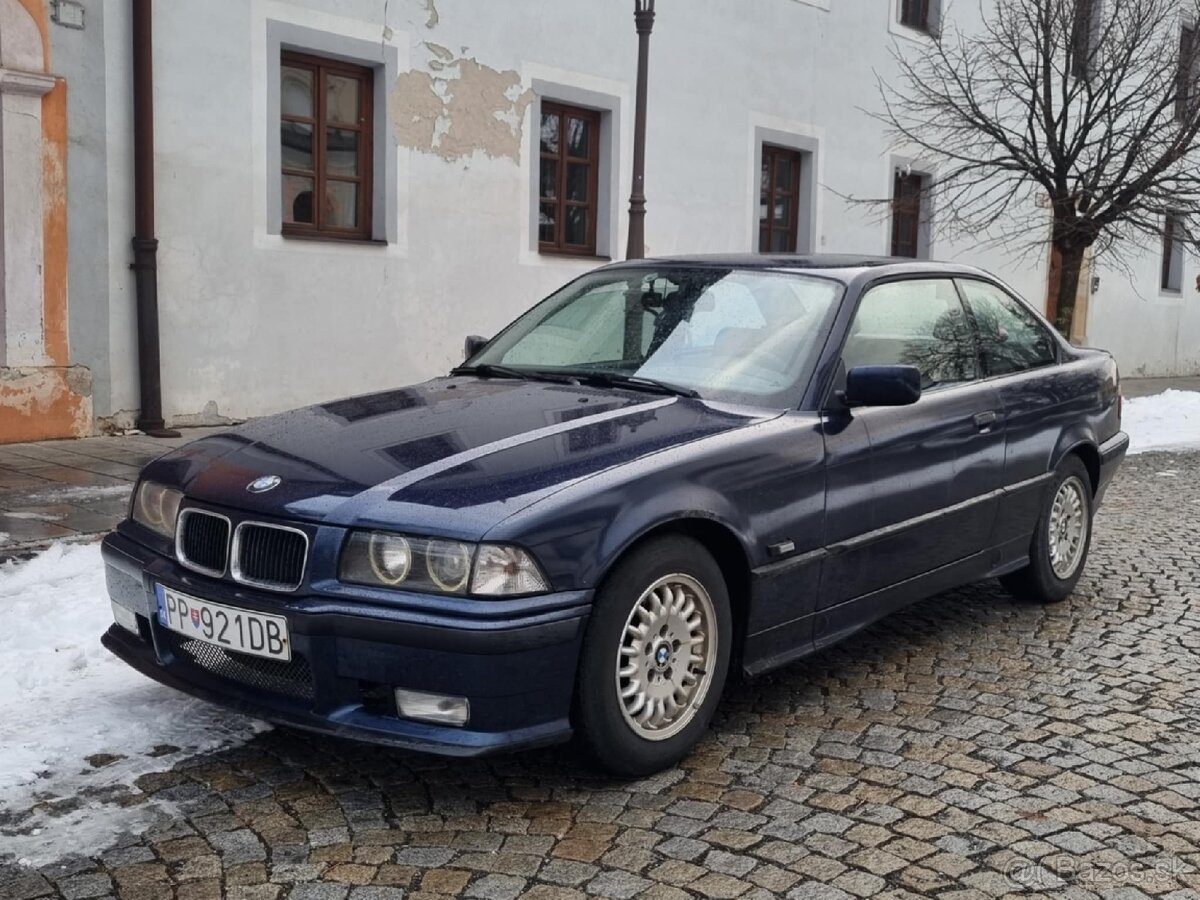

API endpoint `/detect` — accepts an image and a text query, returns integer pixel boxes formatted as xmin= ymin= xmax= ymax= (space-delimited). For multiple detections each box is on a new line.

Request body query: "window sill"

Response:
xmin=281 ymin=230 xmax=388 ymax=247
xmin=889 ymin=20 xmax=936 ymax=43
xmin=537 ymin=248 xmax=612 ymax=262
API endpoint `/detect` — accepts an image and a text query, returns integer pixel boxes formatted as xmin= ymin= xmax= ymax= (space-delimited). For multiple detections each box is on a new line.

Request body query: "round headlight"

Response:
xmin=368 ymin=532 xmax=412 ymax=585
xmin=140 ymin=482 xmax=172 ymax=529
xmin=426 ymin=540 xmax=472 ymax=592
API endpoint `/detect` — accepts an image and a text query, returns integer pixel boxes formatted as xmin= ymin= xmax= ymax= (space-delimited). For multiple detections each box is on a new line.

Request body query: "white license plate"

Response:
xmin=155 ymin=585 xmax=291 ymax=662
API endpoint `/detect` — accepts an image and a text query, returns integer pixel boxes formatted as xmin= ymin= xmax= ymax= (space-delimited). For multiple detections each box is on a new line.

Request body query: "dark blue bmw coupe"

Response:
xmin=101 ymin=256 xmax=1128 ymax=774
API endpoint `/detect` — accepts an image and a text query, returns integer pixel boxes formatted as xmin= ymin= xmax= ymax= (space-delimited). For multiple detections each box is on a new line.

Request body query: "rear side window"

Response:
xmin=842 ymin=278 xmax=978 ymax=389
xmin=957 ymin=280 xmax=1057 ymax=376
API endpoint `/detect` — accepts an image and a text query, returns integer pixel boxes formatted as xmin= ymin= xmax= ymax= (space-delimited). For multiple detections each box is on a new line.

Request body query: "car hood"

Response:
xmin=148 ymin=378 xmax=774 ymax=540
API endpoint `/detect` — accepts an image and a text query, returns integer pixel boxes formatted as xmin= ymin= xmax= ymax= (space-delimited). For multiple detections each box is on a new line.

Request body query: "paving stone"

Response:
xmin=584 ymin=870 xmax=652 ymax=899
xmin=464 ymin=874 xmax=526 ymax=900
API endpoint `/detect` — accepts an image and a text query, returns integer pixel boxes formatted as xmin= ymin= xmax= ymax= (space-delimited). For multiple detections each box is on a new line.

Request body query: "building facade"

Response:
xmin=4 ymin=0 xmax=1198 ymax=441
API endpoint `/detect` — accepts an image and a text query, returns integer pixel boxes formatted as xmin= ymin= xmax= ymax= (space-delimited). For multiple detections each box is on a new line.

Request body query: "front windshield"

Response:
xmin=470 ymin=267 xmax=845 ymax=407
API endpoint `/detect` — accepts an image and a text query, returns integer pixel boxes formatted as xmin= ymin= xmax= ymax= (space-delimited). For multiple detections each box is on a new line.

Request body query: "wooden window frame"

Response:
xmin=1178 ymin=25 xmax=1196 ymax=122
xmin=1162 ymin=213 xmax=1183 ymax=291
xmin=891 ymin=172 xmax=925 ymax=258
xmin=759 ymin=145 xmax=803 ymax=254
xmin=281 ymin=50 xmax=374 ymax=242
xmin=1070 ymin=0 xmax=1095 ymax=80
xmin=899 ymin=0 xmax=930 ymax=31
xmin=538 ymin=101 xmax=602 ymax=257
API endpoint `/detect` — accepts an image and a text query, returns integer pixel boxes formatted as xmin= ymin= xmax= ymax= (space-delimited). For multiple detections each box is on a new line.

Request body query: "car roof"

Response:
xmin=602 ymin=253 xmax=993 ymax=282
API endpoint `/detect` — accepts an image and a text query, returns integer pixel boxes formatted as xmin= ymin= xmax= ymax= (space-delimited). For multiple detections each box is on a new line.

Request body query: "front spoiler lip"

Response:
xmin=101 ymin=625 xmax=574 ymax=757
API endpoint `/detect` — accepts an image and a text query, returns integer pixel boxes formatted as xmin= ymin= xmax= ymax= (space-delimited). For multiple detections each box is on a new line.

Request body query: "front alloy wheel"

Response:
xmin=576 ymin=535 xmax=732 ymax=776
xmin=616 ymin=574 xmax=717 ymax=741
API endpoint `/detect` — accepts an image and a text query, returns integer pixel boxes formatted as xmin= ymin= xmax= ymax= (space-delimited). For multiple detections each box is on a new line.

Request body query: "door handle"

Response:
xmin=973 ymin=411 xmax=999 ymax=431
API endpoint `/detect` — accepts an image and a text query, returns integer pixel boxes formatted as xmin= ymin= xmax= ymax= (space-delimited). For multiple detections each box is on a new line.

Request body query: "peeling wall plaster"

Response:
xmin=389 ymin=53 xmax=534 ymax=163
xmin=0 ymin=366 xmax=92 ymax=441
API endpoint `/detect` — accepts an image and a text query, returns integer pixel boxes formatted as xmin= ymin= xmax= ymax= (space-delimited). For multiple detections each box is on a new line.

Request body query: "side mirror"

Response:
xmin=844 ymin=365 xmax=922 ymax=407
xmin=463 ymin=334 xmax=489 ymax=360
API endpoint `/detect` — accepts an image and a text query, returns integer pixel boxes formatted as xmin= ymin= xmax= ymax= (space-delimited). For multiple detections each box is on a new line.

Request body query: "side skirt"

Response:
xmin=743 ymin=546 xmax=996 ymax=678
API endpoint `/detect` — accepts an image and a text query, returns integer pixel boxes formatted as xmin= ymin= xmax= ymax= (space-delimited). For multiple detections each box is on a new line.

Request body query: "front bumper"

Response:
xmin=101 ymin=529 xmax=590 ymax=757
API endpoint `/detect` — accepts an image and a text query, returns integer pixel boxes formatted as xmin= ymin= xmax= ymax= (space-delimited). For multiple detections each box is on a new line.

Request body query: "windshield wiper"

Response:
xmin=450 ymin=364 xmax=576 ymax=384
xmin=570 ymin=371 xmax=700 ymax=399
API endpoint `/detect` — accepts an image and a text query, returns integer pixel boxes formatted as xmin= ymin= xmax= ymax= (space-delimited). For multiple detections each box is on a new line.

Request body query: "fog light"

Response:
xmin=394 ymin=689 xmax=470 ymax=727
xmin=111 ymin=601 xmax=139 ymax=635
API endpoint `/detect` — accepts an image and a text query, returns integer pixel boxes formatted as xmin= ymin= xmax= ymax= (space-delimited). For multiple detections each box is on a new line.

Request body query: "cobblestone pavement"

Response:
xmin=3 ymin=451 xmax=1200 ymax=900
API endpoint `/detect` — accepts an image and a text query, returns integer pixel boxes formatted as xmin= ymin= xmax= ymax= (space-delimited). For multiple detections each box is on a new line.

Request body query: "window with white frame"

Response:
xmin=529 ymin=83 xmax=620 ymax=259
xmin=1162 ymin=213 xmax=1184 ymax=292
xmin=266 ymin=21 xmax=398 ymax=243
xmin=891 ymin=169 xmax=931 ymax=259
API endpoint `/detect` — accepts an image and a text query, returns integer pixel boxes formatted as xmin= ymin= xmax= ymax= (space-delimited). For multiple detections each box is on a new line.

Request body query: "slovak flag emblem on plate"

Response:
xmin=190 ymin=608 xmax=201 ymax=628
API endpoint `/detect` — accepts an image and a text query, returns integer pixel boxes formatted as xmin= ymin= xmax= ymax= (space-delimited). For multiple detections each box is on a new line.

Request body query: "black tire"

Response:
xmin=575 ymin=535 xmax=732 ymax=777
xmin=1000 ymin=455 xmax=1094 ymax=604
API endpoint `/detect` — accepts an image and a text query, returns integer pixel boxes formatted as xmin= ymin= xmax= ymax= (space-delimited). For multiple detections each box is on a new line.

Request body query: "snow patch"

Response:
xmin=1124 ymin=390 xmax=1200 ymax=455
xmin=0 ymin=542 xmax=268 ymax=866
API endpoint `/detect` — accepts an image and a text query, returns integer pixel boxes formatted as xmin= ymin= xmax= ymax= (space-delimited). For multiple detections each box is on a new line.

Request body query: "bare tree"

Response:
xmin=872 ymin=0 xmax=1200 ymax=338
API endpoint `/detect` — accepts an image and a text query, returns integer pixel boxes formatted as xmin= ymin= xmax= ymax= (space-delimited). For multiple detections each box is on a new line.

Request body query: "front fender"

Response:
xmin=482 ymin=414 xmax=826 ymax=593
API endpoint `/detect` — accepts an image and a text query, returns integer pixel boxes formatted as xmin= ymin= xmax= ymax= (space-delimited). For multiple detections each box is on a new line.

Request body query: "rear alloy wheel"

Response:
xmin=1000 ymin=455 xmax=1094 ymax=604
xmin=576 ymin=536 xmax=731 ymax=776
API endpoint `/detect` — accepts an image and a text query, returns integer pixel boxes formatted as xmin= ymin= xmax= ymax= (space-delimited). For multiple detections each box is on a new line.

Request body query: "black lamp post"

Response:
xmin=626 ymin=0 xmax=655 ymax=260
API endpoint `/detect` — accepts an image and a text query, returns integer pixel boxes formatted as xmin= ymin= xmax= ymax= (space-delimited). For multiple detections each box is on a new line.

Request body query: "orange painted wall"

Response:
xmin=41 ymin=80 xmax=69 ymax=367
xmin=0 ymin=0 xmax=87 ymax=443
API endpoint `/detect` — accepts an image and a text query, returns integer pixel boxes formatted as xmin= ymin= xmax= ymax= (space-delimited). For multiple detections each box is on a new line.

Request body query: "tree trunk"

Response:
xmin=1052 ymin=241 xmax=1087 ymax=340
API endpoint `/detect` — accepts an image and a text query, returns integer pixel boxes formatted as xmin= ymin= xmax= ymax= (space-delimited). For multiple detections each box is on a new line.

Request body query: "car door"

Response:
xmin=818 ymin=277 xmax=1006 ymax=645
xmin=955 ymin=278 xmax=1076 ymax=550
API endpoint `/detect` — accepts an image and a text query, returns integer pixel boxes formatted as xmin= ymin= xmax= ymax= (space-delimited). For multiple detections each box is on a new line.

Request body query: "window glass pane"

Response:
xmin=566 ymin=164 xmax=589 ymax=202
xmin=539 ymin=160 xmax=558 ymax=199
xmin=539 ymin=203 xmax=557 ymax=243
xmin=326 ymin=74 xmax=360 ymax=125
xmin=758 ymin=227 xmax=771 ymax=252
xmin=283 ymin=174 xmax=314 ymax=224
xmin=774 ymin=197 xmax=791 ymax=225
xmin=771 ymin=229 xmax=791 ymax=252
xmin=540 ymin=112 xmax=560 ymax=154
xmin=957 ymin=280 xmax=1057 ymax=376
xmin=567 ymin=117 xmax=591 ymax=158
xmin=565 ymin=206 xmax=588 ymax=246
xmin=282 ymin=122 xmax=313 ymax=170
xmin=326 ymin=181 xmax=358 ymax=228
xmin=327 ymin=128 xmax=359 ymax=176
xmin=759 ymin=165 xmax=770 ymax=223
xmin=281 ymin=66 xmax=313 ymax=118
xmin=775 ymin=156 xmax=794 ymax=191
xmin=843 ymin=280 xmax=978 ymax=387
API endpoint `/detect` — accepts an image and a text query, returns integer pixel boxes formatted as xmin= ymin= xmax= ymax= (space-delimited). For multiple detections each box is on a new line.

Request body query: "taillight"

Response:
xmin=1118 ymin=393 xmax=1123 ymax=424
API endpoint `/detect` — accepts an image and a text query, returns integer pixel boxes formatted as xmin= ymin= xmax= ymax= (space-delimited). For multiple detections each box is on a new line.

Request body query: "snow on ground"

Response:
xmin=0 ymin=542 xmax=268 ymax=866
xmin=1124 ymin=390 xmax=1200 ymax=455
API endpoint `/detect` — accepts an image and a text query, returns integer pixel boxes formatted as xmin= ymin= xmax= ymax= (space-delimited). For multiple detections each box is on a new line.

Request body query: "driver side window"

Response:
xmin=842 ymin=279 xmax=979 ymax=389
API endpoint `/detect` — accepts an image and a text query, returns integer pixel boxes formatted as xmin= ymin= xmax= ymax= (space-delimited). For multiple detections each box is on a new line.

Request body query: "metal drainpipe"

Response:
xmin=130 ymin=0 xmax=179 ymax=437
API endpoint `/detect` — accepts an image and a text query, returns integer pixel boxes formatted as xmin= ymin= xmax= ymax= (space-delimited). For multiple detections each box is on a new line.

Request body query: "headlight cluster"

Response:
xmin=131 ymin=481 xmax=183 ymax=539
xmin=340 ymin=531 xmax=549 ymax=597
